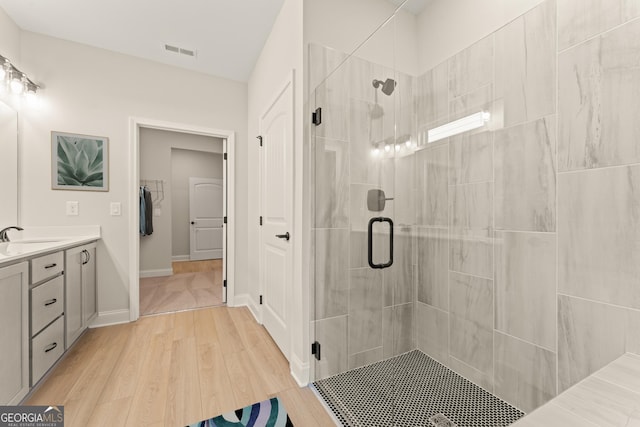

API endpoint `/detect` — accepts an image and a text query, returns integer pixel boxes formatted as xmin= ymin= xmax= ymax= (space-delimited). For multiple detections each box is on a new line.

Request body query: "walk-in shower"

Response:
xmin=310 ymin=0 xmax=635 ymax=425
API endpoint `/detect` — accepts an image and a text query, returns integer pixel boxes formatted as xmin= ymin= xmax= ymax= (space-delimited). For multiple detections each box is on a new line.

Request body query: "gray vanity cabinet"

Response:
xmin=65 ymin=243 xmax=97 ymax=348
xmin=0 ymin=262 xmax=29 ymax=405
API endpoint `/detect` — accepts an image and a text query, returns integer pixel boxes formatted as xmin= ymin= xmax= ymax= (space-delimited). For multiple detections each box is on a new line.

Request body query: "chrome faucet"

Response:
xmin=0 ymin=226 xmax=23 ymax=243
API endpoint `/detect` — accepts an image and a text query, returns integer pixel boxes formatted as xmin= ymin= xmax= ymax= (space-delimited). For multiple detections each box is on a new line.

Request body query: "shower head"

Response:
xmin=372 ymin=78 xmax=397 ymax=96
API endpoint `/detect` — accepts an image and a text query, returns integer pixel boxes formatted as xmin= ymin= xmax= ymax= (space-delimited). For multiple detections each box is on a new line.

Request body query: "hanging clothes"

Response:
xmin=139 ymin=186 xmax=146 ymax=235
xmin=144 ymin=186 xmax=153 ymax=235
xmin=139 ymin=186 xmax=154 ymax=236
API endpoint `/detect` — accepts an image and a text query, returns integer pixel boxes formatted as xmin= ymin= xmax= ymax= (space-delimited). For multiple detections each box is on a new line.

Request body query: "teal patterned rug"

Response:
xmin=186 ymin=397 xmax=294 ymax=427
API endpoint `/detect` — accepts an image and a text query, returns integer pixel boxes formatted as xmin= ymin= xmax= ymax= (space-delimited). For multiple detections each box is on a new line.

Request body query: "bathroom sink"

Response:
xmin=11 ymin=239 xmax=68 ymax=244
xmin=0 ymin=240 xmax=67 ymax=257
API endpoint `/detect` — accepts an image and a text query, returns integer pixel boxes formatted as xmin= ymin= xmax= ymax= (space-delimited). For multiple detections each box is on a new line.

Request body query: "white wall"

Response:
xmin=139 ymin=128 xmax=223 ymax=274
xmin=0 ymin=8 xmax=22 ymax=227
xmin=247 ymin=0 xmax=305 ymax=382
xmin=18 ymin=31 xmax=247 ymax=320
xmin=0 ymin=6 xmax=21 ymax=62
xmin=417 ymin=0 xmax=546 ymax=72
xmin=171 ymin=148 xmax=223 ymax=259
xmin=304 ymin=0 xmax=418 ymax=76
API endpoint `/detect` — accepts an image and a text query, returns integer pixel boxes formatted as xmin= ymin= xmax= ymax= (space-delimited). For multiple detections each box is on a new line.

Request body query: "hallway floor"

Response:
xmin=26 ymin=306 xmax=336 ymax=426
xmin=140 ymin=259 xmax=224 ymax=315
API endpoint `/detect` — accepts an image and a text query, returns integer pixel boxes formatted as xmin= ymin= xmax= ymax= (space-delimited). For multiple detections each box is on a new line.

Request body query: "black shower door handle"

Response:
xmin=368 ymin=217 xmax=393 ymax=269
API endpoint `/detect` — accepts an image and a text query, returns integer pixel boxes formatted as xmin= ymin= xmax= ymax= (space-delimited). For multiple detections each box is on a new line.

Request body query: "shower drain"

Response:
xmin=313 ymin=350 xmax=524 ymax=426
xmin=430 ymin=413 xmax=457 ymax=427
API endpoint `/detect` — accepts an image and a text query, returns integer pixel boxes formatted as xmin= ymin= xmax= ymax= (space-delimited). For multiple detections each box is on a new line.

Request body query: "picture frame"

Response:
xmin=51 ymin=131 xmax=109 ymax=191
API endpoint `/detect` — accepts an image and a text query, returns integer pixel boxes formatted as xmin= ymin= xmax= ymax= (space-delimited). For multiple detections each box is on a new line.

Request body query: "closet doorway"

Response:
xmin=136 ymin=126 xmax=229 ymax=316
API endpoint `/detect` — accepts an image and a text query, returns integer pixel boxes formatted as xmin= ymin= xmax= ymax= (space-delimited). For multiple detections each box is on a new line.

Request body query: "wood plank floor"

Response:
xmin=26 ymin=306 xmax=337 ymax=427
xmin=140 ymin=260 xmax=224 ymax=315
xmin=172 ymin=260 xmax=221 ymax=274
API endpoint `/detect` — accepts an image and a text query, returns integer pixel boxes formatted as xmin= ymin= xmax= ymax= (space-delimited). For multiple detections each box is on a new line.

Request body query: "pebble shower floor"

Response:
xmin=312 ymin=350 xmax=525 ymax=427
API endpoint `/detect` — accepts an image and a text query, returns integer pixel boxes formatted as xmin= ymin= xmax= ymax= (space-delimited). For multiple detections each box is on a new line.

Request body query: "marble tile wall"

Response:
xmin=413 ymin=0 xmax=560 ymax=413
xmin=311 ymin=0 xmax=640 ymax=416
xmin=555 ymin=1 xmax=640 ymax=394
xmin=495 ymin=0 xmax=556 ymax=128
xmin=559 ymin=16 xmax=640 ymax=171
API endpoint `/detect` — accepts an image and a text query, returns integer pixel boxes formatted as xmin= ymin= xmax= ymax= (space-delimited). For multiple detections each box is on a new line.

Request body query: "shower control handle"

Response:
xmin=276 ymin=232 xmax=290 ymax=241
xmin=368 ymin=217 xmax=394 ymax=269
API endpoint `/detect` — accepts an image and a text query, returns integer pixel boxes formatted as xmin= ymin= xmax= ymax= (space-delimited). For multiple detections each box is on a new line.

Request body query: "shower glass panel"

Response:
xmin=311 ymin=9 xmax=416 ymax=425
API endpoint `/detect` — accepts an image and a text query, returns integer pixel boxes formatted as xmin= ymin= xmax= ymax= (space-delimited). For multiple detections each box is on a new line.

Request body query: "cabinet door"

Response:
xmin=0 ymin=262 xmax=29 ymax=405
xmin=82 ymin=244 xmax=97 ymax=326
xmin=65 ymin=246 xmax=83 ymax=348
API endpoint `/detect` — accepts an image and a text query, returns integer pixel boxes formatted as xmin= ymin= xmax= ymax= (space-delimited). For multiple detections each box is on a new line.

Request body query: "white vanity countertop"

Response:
xmin=0 ymin=225 xmax=101 ymax=266
xmin=513 ymin=352 xmax=640 ymax=426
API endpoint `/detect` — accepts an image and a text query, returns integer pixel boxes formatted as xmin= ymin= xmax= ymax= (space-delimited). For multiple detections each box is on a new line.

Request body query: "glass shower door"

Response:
xmin=310 ymin=17 xmax=407 ymax=422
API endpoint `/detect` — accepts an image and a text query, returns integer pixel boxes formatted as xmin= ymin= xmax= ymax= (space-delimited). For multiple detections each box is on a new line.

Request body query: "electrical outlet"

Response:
xmin=66 ymin=201 xmax=79 ymax=216
xmin=110 ymin=202 xmax=121 ymax=216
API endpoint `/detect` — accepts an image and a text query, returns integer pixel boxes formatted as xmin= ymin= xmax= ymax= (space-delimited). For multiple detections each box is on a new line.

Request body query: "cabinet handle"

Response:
xmin=81 ymin=249 xmax=91 ymax=265
xmin=44 ymin=263 xmax=57 ymax=269
xmin=44 ymin=298 xmax=57 ymax=306
xmin=44 ymin=343 xmax=58 ymax=353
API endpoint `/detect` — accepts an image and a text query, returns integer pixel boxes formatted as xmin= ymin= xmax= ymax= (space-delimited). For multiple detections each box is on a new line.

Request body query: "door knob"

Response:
xmin=275 ymin=232 xmax=290 ymax=241
xmin=191 ymin=221 xmax=195 ymax=225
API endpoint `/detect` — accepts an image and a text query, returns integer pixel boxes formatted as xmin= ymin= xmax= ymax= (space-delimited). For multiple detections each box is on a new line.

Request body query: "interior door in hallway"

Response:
xmin=189 ymin=177 xmax=224 ymax=261
xmin=259 ymin=74 xmax=294 ymax=360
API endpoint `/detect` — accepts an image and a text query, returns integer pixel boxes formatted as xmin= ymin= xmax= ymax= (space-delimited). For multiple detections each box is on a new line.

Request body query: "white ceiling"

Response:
xmin=0 ymin=0 xmax=286 ymax=82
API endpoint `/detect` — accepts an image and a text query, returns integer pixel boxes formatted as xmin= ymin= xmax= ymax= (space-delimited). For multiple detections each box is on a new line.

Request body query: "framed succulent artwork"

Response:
xmin=52 ymin=131 xmax=109 ymax=191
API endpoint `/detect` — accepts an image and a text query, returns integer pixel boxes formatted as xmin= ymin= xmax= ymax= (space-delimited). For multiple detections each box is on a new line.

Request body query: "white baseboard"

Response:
xmin=139 ymin=268 xmax=173 ymax=278
xmin=290 ymin=353 xmax=310 ymax=387
xmin=233 ymin=294 xmax=261 ymax=324
xmin=172 ymin=255 xmax=190 ymax=262
xmin=90 ymin=309 xmax=131 ymax=328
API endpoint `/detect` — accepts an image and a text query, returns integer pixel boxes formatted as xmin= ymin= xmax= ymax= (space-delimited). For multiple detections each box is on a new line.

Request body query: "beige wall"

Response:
xmin=139 ymin=128 xmax=222 ymax=274
xmin=171 ymin=148 xmax=223 ymax=259
xmin=17 ymin=31 xmax=246 ymax=319
xmin=247 ymin=0 xmax=305 ymax=381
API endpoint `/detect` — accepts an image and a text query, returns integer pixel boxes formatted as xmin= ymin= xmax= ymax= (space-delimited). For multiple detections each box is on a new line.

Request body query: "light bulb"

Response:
xmin=0 ymin=59 xmax=9 ymax=82
xmin=405 ymin=140 xmax=411 ymax=147
xmin=384 ymin=144 xmax=391 ymax=152
xmin=395 ymin=144 xmax=401 ymax=152
xmin=10 ymin=77 xmax=24 ymax=94
xmin=372 ymin=148 xmax=380 ymax=157
xmin=25 ymin=89 xmax=37 ymax=105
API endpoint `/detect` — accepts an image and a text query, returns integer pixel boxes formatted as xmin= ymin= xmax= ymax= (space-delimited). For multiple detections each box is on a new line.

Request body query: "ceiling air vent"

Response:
xmin=163 ymin=44 xmax=197 ymax=58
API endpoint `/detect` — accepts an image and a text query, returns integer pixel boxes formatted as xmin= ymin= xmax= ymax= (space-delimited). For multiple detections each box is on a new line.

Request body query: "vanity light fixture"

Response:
xmin=0 ymin=54 xmax=39 ymax=98
xmin=427 ymin=111 xmax=490 ymax=143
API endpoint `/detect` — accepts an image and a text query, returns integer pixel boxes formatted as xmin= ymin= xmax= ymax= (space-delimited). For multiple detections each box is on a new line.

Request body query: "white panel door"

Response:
xmin=189 ymin=177 xmax=224 ymax=261
xmin=260 ymin=75 xmax=294 ymax=361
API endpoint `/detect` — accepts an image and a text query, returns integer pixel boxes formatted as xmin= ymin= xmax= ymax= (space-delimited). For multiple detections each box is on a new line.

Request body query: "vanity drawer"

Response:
xmin=31 ymin=315 xmax=64 ymax=386
xmin=31 ymin=252 xmax=63 ymax=284
xmin=31 ymin=276 xmax=64 ymax=336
